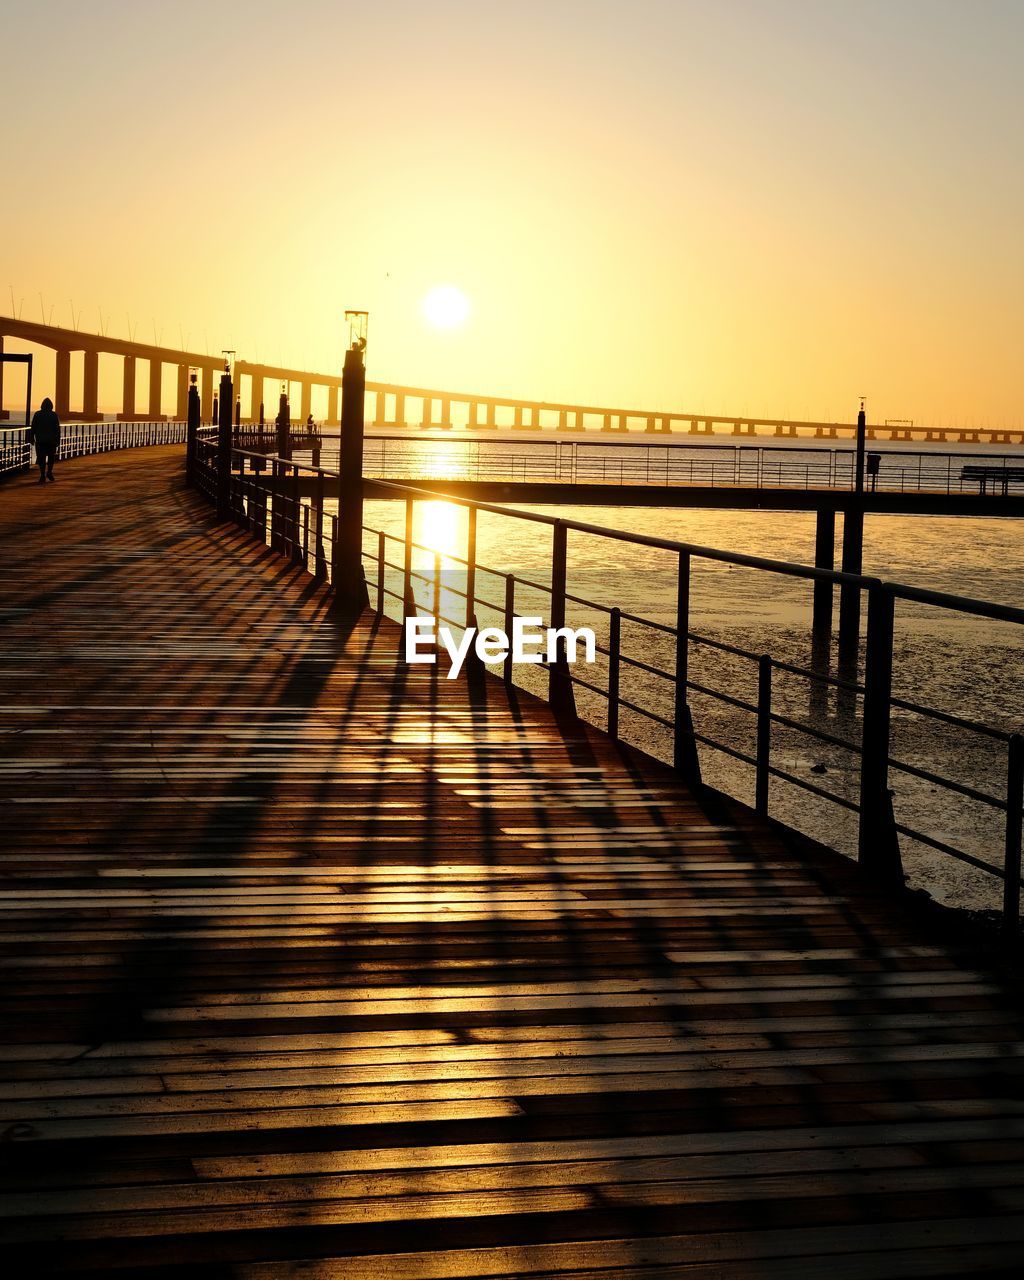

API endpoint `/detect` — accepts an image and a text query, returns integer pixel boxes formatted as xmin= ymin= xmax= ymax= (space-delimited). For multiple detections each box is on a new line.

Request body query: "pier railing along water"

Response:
xmin=325 ymin=434 xmax=1024 ymax=497
xmin=192 ymin=436 xmax=1024 ymax=937
xmin=0 ymin=420 xmax=187 ymax=479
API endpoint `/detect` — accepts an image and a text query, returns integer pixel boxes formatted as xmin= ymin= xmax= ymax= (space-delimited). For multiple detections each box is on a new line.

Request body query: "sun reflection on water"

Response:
xmin=415 ymin=500 xmax=462 ymax=558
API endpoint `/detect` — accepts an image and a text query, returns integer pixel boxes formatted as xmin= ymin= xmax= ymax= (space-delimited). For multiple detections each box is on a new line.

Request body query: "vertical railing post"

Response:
xmin=608 ymin=607 xmax=621 ymax=740
xmin=673 ymin=551 xmax=702 ymax=782
xmin=1003 ymin=734 xmax=1024 ymax=946
xmin=465 ymin=506 xmax=477 ymax=628
xmin=377 ymin=530 xmax=386 ymax=614
xmin=548 ymin=521 xmax=576 ymax=714
xmin=756 ymin=655 xmax=772 ymax=816
xmin=858 ymin=582 xmax=903 ymax=883
xmin=403 ymin=495 xmax=415 ymax=618
xmin=503 ymin=575 xmax=516 ymax=684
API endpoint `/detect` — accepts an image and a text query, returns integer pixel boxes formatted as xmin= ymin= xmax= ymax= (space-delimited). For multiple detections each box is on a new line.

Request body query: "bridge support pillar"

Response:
xmin=175 ymin=364 xmax=188 ymax=421
xmin=422 ymin=396 xmax=432 ymax=428
xmin=838 ymin=506 xmax=864 ymax=670
xmin=486 ymin=402 xmax=496 ymax=428
xmin=83 ymin=352 xmax=99 ymax=420
xmin=148 ymin=359 xmax=164 ymax=420
xmin=0 ymin=335 xmax=6 ymax=420
xmin=119 ymin=355 xmax=136 ymax=421
xmin=394 ymin=391 xmax=405 ymax=427
xmin=374 ymin=390 xmax=386 ymax=426
xmin=300 ymin=381 xmax=312 ymax=425
xmin=439 ymin=396 xmax=452 ymax=429
xmin=200 ymin=367 xmax=214 ymax=424
xmin=250 ymin=372 xmax=263 ymax=424
xmin=54 ymin=349 xmax=71 ymax=420
xmin=327 ymin=384 xmax=339 ymax=426
xmin=468 ymin=401 xmax=479 ymax=428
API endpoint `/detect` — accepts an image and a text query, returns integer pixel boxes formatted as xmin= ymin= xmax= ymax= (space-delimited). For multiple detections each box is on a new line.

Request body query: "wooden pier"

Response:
xmin=2 ymin=447 xmax=1024 ymax=1277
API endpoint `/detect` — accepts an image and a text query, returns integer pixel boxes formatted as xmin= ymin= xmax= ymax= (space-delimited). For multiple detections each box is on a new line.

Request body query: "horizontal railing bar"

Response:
xmin=767 ymin=765 xmax=862 ymax=812
xmin=692 ymin=733 xmax=759 ymax=769
xmin=887 ymin=757 xmax=1006 ymax=810
xmin=617 ymin=695 xmax=674 ymax=729
xmin=618 ymin=652 xmax=674 ymax=681
xmin=569 ymin=674 xmax=610 ymax=699
xmin=893 ymin=823 xmax=1005 ymax=880
xmin=687 ymin=679 xmax=759 ymax=716
xmin=889 ymin=695 xmax=1014 ymax=742
xmin=769 ymin=710 xmax=861 ymax=754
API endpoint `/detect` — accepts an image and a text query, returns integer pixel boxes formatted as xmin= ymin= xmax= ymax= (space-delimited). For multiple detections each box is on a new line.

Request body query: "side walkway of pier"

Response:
xmin=1 ymin=447 xmax=1024 ymax=1277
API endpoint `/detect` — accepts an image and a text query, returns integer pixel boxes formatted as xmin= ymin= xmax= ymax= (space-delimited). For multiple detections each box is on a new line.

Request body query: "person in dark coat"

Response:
xmin=29 ymin=397 xmax=61 ymax=484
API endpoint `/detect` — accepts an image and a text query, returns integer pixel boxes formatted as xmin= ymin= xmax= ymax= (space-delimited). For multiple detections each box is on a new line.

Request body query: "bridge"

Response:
xmin=1 ymin=396 xmax=1023 ymax=1273
xmin=3 ymin=314 xmax=1023 ymax=445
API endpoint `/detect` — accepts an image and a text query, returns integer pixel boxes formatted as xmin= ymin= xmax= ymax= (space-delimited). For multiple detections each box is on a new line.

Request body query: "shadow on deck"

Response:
xmin=1 ymin=447 xmax=1023 ymax=1277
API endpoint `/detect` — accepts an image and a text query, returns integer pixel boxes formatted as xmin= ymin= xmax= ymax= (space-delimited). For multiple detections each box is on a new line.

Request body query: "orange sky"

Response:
xmin=4 ymin=0 xmax=1023 ymax=426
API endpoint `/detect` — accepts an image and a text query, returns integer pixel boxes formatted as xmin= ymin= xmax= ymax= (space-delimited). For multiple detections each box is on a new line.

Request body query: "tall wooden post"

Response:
xmin=276 ymin=388 xmax=291 ymax=460
xmin=216 ymin=366 xmax=233 ymax=521
xmin=838 ymin=506 xmax=864 ymax=668
xmin=547 ymin=522 xmax=576 ymax=714
xmin=858 ymin=583 xmax=903 ymax=884
xmin=332 ymin=338 xmax=369 ymax=613
xmin=673 ymin=551 xmax=702 ymax=782
xmin=185 ymin=372 xmax=200 ymax=486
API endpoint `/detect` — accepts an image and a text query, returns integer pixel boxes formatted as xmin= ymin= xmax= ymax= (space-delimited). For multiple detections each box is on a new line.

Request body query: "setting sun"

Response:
xmin=422 ymin=285 xmax=471 ymax=331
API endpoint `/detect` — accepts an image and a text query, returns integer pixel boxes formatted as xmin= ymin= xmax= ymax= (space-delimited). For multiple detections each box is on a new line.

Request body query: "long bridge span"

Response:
xmin=3 ymin=314 xmax=1022 ymax=446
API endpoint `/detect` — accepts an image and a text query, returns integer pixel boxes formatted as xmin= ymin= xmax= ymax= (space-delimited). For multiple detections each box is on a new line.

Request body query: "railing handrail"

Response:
xmin=221 ymin=444 xmax=1024 ymax=626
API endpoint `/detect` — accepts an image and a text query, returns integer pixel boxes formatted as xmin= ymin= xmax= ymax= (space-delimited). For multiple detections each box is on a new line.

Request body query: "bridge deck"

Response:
xmin=1 ymin=447 xmax=1023 ymax=1278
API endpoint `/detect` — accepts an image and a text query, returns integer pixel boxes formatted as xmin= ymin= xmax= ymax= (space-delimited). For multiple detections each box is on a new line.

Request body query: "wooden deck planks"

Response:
xmin=1 ymin=446 xmax=1023 ymax=1276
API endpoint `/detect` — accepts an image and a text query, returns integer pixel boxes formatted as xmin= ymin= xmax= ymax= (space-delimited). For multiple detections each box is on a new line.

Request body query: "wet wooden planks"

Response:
xmin=1 ymin=447 xmax=1023 ymax=1277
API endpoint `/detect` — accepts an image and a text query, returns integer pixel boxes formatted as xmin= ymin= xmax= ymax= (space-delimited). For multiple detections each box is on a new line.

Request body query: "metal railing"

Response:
xmin=296 ymin=435 xmax=1024 ymax=497
xmin=1 ymin=420 xmax=187 ymax=480
xmin=192 ymin=437 xmax=1024 ymax=939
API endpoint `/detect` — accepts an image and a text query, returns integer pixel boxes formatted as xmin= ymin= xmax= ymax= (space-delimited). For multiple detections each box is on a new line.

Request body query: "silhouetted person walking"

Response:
xmin=29 ymin=397 xmax=61 ymax=484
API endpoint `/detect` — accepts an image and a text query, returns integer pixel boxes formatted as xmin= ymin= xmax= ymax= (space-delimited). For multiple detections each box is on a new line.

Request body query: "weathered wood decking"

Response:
xmin=2 ymin=447 xmax=1024 ymax=1278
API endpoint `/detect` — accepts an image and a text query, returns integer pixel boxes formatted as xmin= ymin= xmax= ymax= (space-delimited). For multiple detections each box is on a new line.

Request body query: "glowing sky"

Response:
xmin=4 ymin=0 xmax=1023 ymax=425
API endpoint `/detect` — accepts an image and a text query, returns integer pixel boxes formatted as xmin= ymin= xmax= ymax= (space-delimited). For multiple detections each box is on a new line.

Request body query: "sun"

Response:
xmin=422 ymin=285 xmax=471 ymax=330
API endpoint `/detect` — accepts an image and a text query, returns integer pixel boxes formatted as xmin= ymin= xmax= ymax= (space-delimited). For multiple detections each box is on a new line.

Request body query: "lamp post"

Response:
xmin=854 ymin=396 xmax=867 ymax=493
xmin=332 ymin=310 xmax=370 ymax=613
